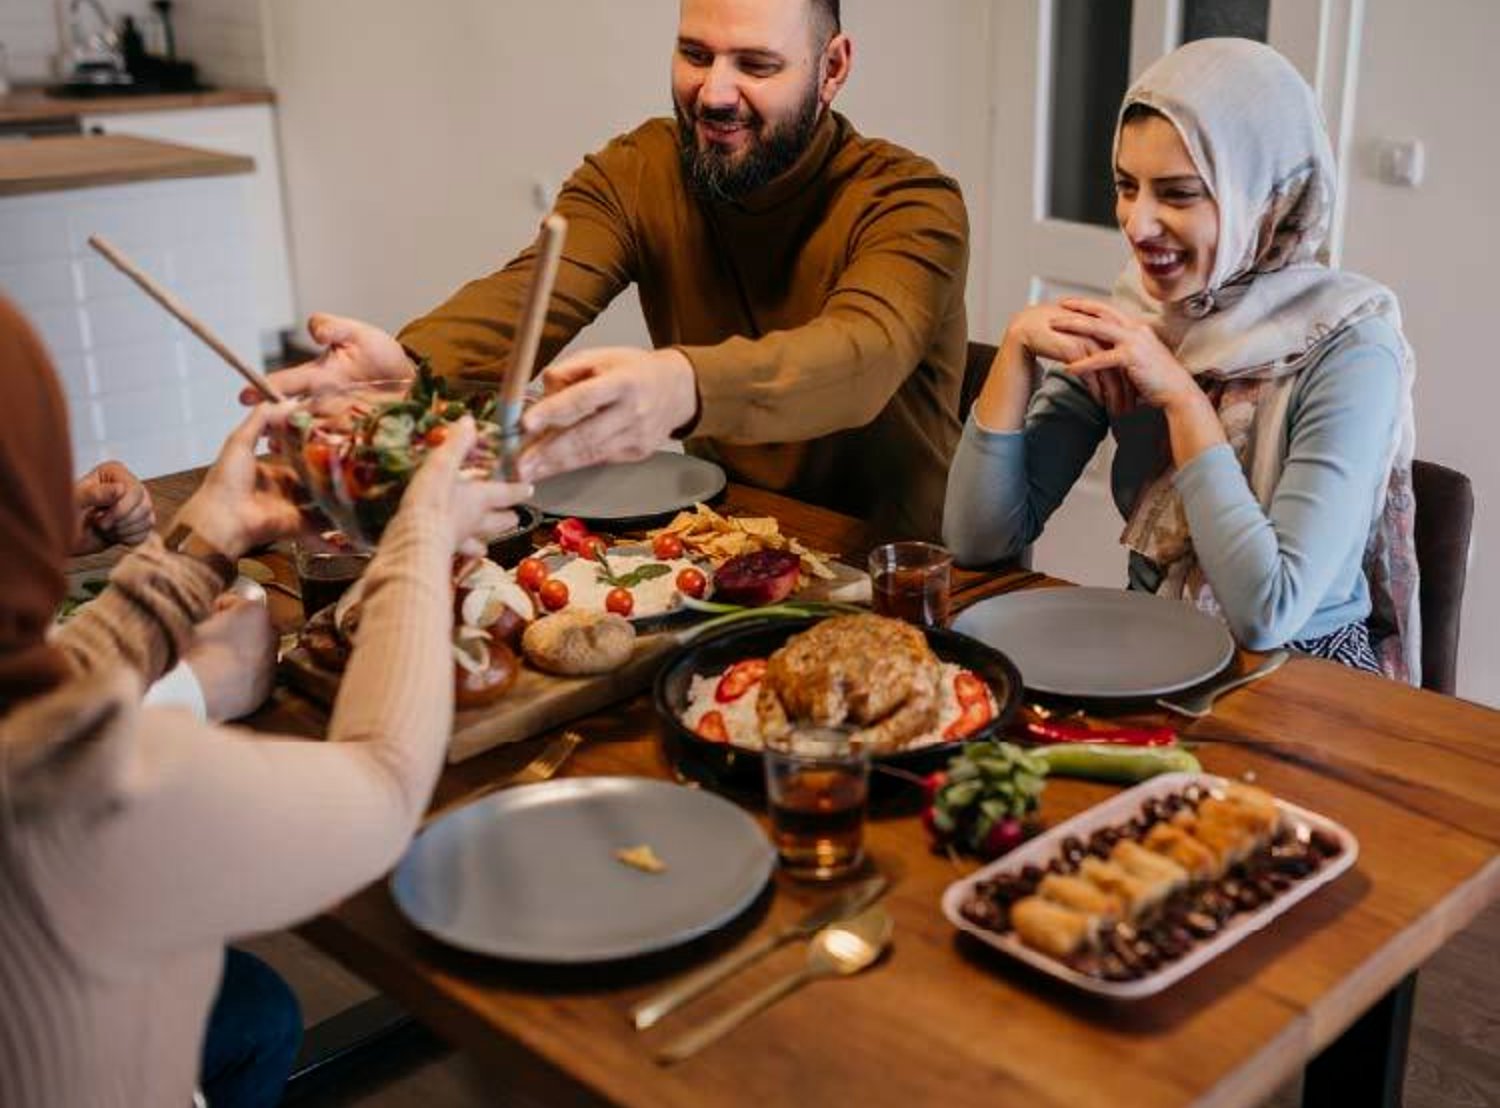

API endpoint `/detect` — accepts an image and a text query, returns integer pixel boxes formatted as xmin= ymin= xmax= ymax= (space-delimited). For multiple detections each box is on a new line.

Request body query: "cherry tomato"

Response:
xmin=538 ymin=578 xmax=570 ymax=612
xmin=581 ymin=535 xmax=610 ymax=563
xmin=605 ymin=587 xmax=635 ymax=617
xmin=423 ymin=425 xmax=448 ymax=447
xmin=515 ymin=557 xmax=549 ymax=592
xmin=652 ymin=533 xmax=685 ymax=560
xmin=943 ymin=697 xmax=994 ymax=740
xmin=715 ymin=659 xmax=767 ymax=703
xmin=302 ymin=440 xmax=333 ymax=474
xmin=953 ymin=670 xmax=989 ymax=708
xmin=675 ymin=566 xmax=708 ymax=599
xmin=555 ymin=517 xmax=591 ymax=554
xmin=694 ymin=710 xmax=729 ymax=743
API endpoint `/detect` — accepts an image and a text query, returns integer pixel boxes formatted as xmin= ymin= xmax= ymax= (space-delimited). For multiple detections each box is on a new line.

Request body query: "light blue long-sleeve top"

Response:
xmin=942 ymin=317 xmax=1403 ymax=650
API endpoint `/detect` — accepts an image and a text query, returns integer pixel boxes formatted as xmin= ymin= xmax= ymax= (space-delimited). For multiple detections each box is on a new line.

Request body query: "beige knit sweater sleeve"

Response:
xmin=9 ymin=502 xmax=455 ymax=969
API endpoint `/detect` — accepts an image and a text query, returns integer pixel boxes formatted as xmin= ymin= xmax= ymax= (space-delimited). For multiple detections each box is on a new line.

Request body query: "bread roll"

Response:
xmin=522 ymin=610 xmax=636 ymax=676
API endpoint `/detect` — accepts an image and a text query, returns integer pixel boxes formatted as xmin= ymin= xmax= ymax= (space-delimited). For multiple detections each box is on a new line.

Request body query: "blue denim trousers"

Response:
xmin=200 ymin=948 xmax=303 ymax=1108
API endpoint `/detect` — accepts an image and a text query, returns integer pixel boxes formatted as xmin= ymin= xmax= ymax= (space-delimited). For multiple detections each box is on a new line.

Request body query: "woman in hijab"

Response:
xmin=945 ymin=37 xmax=1419 ymax=681
xmin=0 ymin=294 xmax=532 ymax=1106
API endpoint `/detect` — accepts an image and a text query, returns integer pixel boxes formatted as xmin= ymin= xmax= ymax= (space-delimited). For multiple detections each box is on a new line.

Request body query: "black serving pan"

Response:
xmin=654 ymin=616 xmax=1024 ymax=797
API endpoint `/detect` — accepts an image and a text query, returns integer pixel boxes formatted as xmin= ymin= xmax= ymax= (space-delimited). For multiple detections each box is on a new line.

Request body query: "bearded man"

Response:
xmin=272 ymin=0 xmax=968 ymax=539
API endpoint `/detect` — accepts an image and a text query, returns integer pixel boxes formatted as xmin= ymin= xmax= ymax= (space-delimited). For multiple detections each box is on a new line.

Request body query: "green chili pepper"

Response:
xmin=1031 ymin=742 xmax=1201 ymax=783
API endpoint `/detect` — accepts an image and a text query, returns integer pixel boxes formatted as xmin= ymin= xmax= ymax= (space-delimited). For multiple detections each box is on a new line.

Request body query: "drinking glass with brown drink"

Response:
xmin=763 ymin=730 xmax=871 ymax=881
xmin=869 ymin=541 xmax=952 ymax=627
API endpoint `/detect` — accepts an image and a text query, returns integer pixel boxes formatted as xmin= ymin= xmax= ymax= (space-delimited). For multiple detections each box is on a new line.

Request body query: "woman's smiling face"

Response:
xmin=1115 ymin=111 xmax=1220 ymax=303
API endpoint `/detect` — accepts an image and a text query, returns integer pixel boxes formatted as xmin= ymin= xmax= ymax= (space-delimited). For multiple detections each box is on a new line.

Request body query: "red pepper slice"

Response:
xmin=695 ymin=710 xmax=730 ymax=743
xmin=944 ymin=696 xmax=995 ymax=740
xmin=953 ymin=670 xmax=990 ymax=708
xmin=555 ymin=517 xmax=591 ymax=554
xmin=715 ymin=659 xmax=767 ymax=703
xmin=1023 ymin=720 xmax=1177 ymax=746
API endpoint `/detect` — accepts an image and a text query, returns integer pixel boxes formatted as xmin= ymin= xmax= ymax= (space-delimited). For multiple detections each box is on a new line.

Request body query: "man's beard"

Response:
xmin=675 ymin=84 xmax=822 ymax=204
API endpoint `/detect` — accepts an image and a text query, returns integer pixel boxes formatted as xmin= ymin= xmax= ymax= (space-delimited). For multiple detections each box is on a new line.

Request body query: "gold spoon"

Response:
xmin=655 ymin=906 xmax=893 ymax=1065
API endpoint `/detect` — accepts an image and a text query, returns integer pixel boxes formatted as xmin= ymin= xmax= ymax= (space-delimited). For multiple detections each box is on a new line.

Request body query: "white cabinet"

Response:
xmin=82 ymin=103 xmax=296 ymax=355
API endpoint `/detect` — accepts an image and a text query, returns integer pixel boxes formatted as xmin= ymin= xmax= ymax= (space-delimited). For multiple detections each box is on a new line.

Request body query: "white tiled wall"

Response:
xmin=0 ymin=174 xmax=259 ymax=478
xmin=0 ymin=0 xmax=267 ymax=86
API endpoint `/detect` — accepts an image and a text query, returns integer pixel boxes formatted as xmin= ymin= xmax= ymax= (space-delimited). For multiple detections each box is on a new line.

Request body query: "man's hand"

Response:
xmin=240 ymin=313 xmax=415 ymax=404
xmin=183 ymin=595 xmax=276 ymax=722
xmin=73 ymin=461 xmax=156 ymax=555
xmin=517 ymin=347 xmax=698 ymax=483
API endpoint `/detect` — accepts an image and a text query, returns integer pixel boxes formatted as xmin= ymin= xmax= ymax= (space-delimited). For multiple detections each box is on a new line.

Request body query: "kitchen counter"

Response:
xmin=0 ymin=133 xmax=253 ymax=196
xmin=0 ymin=86 xmax=274 ymax=125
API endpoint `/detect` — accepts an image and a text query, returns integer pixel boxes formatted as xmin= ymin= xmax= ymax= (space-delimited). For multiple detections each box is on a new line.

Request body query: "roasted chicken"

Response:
xmin=756 ymin=614 xmax=942 ymax=750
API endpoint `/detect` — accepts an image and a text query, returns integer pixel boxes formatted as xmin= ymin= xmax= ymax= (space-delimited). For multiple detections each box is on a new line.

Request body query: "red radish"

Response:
xmin=978 ymin=818 xmax=1025 ymax=859
xmin=712 ymin=550 xmax=801 ymax=607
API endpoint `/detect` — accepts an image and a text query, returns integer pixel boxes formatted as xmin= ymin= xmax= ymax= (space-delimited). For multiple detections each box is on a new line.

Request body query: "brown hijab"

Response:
xmin=0 ymin=296 xmax=76 ymax=713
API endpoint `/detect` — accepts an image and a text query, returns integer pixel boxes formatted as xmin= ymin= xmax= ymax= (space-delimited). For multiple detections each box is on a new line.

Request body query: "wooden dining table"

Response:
xmin=126 ymin=469 xmax=1500 ymax=1108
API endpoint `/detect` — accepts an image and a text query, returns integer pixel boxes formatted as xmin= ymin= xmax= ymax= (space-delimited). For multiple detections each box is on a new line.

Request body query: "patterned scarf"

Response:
xmin=1113 ymin=40 xmax=1420 ymax=684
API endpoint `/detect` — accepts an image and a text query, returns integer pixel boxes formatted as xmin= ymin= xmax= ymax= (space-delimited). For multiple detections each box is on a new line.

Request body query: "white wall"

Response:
xmin=262 ymin=0 xmax=992 ymax=347
xmin=1341 ymin=0 xmax=1499 ymax=703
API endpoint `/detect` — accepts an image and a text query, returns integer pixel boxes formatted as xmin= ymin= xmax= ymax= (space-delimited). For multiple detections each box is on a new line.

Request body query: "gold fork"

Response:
xmin=423 ymin=730 xmax=583 ymax=825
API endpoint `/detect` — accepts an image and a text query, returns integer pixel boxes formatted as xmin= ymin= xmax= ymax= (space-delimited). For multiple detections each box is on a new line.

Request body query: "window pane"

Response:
xmin=1047 ymin=0 xmax=1134 ymax=228
xmin=1181 ymin=0 xmax=1270 ymax=44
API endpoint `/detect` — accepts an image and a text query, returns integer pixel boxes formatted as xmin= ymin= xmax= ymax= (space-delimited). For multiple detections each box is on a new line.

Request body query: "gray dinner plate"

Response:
xmin=952 ymin=587 xmax=1235 ymax=699
xmin=529 ymin=452 xmax=726 ymax=523
xmin=391 ymin=777 xmax=775 ymax=962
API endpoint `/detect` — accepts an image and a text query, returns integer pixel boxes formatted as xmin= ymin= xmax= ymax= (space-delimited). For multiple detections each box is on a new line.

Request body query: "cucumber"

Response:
xmin=1031 ymin=742 xmax=1201 ymax=783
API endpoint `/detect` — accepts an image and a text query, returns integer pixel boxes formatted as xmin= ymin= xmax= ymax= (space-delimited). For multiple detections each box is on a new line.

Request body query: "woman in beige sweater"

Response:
xmin=0 ymin=296 xmax=531 ymax=1107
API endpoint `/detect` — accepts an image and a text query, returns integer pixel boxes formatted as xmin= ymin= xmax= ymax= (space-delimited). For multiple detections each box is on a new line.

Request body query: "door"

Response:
xmin=979 ymin=0 xmax=1365 ymax=587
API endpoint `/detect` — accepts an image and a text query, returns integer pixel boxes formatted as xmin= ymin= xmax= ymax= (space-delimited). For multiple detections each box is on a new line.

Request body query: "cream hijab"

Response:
xmin=1113 ymin=38 xmax=1420 ymax=682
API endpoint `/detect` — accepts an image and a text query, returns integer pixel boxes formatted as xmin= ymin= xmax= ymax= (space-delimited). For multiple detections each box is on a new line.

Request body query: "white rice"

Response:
xmin=680 ymin=661 xmax=999 ymax=752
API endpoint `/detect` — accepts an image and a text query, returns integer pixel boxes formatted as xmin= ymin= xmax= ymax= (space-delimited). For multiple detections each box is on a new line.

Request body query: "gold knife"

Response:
xmin=630 ymin=872 xmax=890 ymax=1030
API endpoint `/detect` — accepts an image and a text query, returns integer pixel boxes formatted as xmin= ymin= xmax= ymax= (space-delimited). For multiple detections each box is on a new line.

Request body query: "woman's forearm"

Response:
xmin=1164 ymin=389 xmax=1227 ymax=469
xmin=971 ymin=334 xmax=1035 ymax=432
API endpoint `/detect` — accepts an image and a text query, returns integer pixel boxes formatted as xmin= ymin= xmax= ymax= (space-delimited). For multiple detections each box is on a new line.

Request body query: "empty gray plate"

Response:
xmin=529 ymin=452 xmax=726 ymax=523
xmin=391 ymin=777 xmax=774 ymax=963
xmin=952 ymin=587 xmax=1235 ymax=699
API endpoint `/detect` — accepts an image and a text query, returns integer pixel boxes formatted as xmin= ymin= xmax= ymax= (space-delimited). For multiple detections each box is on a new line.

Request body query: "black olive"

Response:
xmin=1310 ymin=831 xmax=1343 ymax=859
xmin=1021 ymin=864 xmax=1044 ymax=885
xmin=961 ymin=898 xmax=1007 ymax=931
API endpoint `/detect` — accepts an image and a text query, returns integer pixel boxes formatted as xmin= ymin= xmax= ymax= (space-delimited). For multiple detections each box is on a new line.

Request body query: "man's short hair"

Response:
xmin=810 ymin=0 xmax=840 ymax=46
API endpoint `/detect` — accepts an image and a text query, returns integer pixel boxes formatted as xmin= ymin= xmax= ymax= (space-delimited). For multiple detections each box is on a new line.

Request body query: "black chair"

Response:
xmin=1412 ymin=459 xmax=1474 ymax=695
xmin=959 ymin=340 xmax=999 ymax=425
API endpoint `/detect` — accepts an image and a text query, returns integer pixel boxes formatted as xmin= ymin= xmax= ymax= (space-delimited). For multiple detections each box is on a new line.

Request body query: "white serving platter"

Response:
xmin=940 ymin=772 xmax=1358 ymax=999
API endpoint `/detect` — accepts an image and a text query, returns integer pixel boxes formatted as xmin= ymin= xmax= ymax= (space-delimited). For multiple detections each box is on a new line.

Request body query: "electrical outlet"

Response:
xmin=1377 ymin=138 xmax=1425 ymax=188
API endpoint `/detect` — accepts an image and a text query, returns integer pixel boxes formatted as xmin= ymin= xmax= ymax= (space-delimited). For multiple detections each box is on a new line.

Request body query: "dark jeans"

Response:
xmin=201 ymin=948 xmax=303 ymax=1108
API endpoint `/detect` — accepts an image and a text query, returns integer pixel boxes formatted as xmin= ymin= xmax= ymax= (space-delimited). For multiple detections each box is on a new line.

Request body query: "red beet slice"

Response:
xmin=712 ymin=550 xmax=802 ymax=607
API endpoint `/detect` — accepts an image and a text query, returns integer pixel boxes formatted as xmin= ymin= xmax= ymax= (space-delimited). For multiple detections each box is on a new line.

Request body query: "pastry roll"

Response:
xmin=1039 ymin=873 xmax=1123 ymax=922
xmin=1221 ymin=783 xmax=1282 ymax=837
xmin=1143 ymin=823 xmax=1219 ymax=881
xmin=1189 ymin=806 xmax=1260 ymax=866
xmin=1111 ymin=839 xmax=1189 ymax=894
xmin=1011 ymin=896 xmax=1097 ymax=958
xmin=1078 ymin=857 xmax=1157 ymax=915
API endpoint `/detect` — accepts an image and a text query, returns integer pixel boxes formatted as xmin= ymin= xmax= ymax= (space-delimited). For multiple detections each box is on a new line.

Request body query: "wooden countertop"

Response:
xmin=0 ymin=86 xmax=274 ymax=125
xmin=0 ymin=133 xmax=254 ymax=197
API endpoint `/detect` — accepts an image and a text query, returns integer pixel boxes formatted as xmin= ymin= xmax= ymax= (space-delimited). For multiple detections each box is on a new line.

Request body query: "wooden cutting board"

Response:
xmin=280 ymin=563 xmax=870 ymax=763
xmin=281 ymin=631 xmax=683 ymax=763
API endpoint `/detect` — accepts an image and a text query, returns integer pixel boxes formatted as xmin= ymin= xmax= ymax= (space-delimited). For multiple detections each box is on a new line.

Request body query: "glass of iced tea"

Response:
xmin=763 ymin=730 xmax=870 ymax=881
xmin=293 ymin=539 xmax=371 ymax=620
xmin=868 ymin=541 xmax=952 ymax=627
